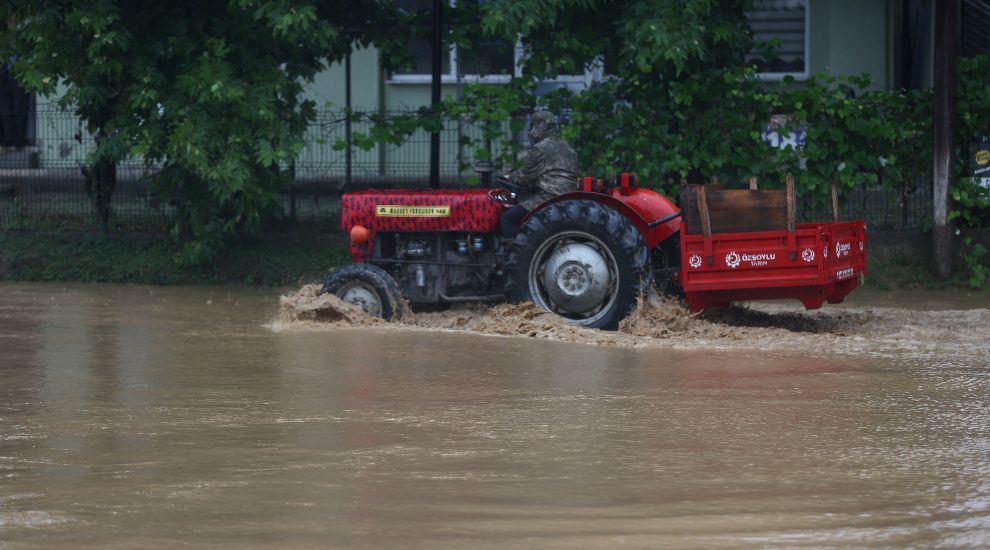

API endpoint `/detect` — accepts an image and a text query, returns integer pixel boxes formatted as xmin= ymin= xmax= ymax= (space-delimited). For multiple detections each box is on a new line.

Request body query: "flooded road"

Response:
xmin=2 ymin=282 xmax=989 ymax=548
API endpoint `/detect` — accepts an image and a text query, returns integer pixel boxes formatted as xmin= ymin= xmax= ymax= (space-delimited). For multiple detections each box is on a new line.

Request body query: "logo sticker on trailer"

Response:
xmin=725 ymin=252 xmax=741 ymax=269
xmin=688 ymin=254 xmax=703 ymax=269
xmin=375 ymin=205 xmax=451 ymax=217
xmin=725 ymin=251 xmax=776 ymax=269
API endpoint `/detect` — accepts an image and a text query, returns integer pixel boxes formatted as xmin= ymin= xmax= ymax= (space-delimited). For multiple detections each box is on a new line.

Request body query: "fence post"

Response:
xmin=831 ymin=182 xmax=839 ymax=222
xmin=344 ymin=52 xmax=353 ymax=190
xmin=288 ymin=161 xmax=296 ymax=223
xmin=786 ymin=174 xmax=797 ymax=260
xmin=428 ymin=0 xmax=442 ymax=189
xmin=378 ymin=70 xmax=386 ymax=178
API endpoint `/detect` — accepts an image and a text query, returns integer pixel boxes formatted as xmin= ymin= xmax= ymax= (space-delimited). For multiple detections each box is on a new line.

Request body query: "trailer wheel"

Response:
xmin=505 ymin=200 xmax=651 ymax=330
xmin=320 ymin=264 xmax=406 ymax=321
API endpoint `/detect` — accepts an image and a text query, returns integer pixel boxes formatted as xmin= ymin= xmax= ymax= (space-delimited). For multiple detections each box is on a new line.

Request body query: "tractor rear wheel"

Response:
xmin=320 ymin=263 xmax=406 ymax=321
xmin=504 ymin=200 xmax=651 ymax=330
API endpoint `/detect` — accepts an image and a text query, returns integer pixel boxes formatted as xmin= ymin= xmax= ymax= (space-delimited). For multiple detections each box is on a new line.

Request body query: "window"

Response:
xmin=962 ymin=0 xmax=990 ymax=57
xmin=0 ymin=63 xmax=33 ymax=147
xmin=746 ymin=0 xmax=809 ymax=79
xmin=388 ymin=0 xmax=602 ymax=88
xmin=391 ymin=0 xmax=515 ymax=83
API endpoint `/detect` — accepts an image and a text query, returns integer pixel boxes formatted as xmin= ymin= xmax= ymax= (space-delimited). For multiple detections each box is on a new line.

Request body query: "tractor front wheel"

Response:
xmin=320 ymin=263 xmax=406 ymax=321
xmin=504 ymin=200 xmax=651 ymax=330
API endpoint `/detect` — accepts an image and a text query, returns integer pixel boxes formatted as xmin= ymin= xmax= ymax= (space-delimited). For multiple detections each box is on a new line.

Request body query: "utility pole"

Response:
xmin=932 ymin=0 xmax=957 ymax=278
xmin=429 ymin=0 xmax=443 ymax=189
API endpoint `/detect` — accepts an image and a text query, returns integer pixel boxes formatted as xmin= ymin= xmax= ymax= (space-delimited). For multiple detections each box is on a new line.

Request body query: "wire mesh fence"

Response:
xmin=0 ymin=106 xmax=517 ymax=228
xmin=1 ymin=104 xmax=934 ymax=231
xmin=798 ymin=179 xmax=934 ymax=229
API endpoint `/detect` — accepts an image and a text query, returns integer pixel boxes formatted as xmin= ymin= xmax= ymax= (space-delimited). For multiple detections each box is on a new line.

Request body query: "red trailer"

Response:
xmin=677 ymin=177 xmax=866 ymax=312
xmin=680 ymin=220 xmax=867 ymax=312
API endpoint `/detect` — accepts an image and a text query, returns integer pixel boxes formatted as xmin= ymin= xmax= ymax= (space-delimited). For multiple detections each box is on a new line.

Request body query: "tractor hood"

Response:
xmin=341 ymin=189 xmax=507 ymax=234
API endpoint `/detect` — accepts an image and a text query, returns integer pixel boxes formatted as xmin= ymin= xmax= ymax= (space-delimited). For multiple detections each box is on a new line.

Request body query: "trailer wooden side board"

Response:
xmin=680 ymin=185 xmax=788 ymax=235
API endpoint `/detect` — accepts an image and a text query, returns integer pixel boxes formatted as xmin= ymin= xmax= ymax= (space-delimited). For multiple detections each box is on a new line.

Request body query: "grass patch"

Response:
xmin=863 ymin=254 xmax=978 ymax=291
xmin=0 ymin=229 xmax=349 ymax=286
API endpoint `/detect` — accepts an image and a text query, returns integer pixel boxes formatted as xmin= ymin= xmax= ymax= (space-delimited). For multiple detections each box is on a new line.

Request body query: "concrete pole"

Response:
xmin=932 ymin=0 xmax=957 ymax=278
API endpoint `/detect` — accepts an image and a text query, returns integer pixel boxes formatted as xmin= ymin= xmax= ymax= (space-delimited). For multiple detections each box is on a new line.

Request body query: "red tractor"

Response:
xmin=324 ymin=173 xmax=866 ymax=329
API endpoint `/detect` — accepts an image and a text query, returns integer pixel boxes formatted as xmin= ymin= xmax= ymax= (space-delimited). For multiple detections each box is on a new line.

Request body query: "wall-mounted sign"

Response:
xmin=762 ymin=114 xmax=808 ymax=150
xmin=971 ymin=135 xmax=990 ymax=177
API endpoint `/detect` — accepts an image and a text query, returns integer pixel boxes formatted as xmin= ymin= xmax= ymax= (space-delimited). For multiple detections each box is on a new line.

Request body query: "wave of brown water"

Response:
xmin=274 ymin=285 xmax=990 ymax=360
xmin=4 ymin=282 xmax=990 ymax=547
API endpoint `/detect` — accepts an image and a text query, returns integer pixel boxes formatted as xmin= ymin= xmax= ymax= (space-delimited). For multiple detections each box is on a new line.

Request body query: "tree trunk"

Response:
xmin=83 ymin=140 xmax=117 ymax=232
xmin=932 ymin=0 xmax=957 ymax=278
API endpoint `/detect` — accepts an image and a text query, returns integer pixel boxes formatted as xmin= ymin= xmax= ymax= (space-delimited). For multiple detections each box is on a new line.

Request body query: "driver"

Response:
xmin=500 ymin=111 xmax=580 ymax=238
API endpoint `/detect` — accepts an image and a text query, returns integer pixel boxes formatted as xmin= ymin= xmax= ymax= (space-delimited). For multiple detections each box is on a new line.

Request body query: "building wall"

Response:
xmin=302 ymin=47 xmax=381 ymax=110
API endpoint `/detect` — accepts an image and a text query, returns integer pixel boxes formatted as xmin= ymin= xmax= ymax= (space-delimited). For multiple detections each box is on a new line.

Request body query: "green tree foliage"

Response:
xmin=346 ymin=0 xmax=760 ymax=181
xmin=481 ymin=0 xmax=939 ymax=200
xmin=753 ymin=74 xmax=932 ymax=205
xmin=463 ymin=0 xmax=762 ymax=187
xmin=1 ymin=0 xmax=408 ymax=263
xmin=951 ymin=55 xmax=990 ymax=228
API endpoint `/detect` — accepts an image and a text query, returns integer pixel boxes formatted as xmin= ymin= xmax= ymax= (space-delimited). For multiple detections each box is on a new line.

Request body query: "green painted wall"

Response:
xmin=303 ymin=47 xmax=380 ymax=110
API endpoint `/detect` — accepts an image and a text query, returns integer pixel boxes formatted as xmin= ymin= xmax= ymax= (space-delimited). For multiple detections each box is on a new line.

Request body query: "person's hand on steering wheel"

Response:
xmin=488 ymin=187 xmax=516 ymax=205
xmin=495 ymin=173 xmax=528 ymax=195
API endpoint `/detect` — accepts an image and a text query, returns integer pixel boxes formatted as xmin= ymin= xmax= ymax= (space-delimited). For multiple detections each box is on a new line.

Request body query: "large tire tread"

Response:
xmin=504 ymin=200 xmax=650 ymax=330
xmin=320 ymin=263 xmax=406 ymax=321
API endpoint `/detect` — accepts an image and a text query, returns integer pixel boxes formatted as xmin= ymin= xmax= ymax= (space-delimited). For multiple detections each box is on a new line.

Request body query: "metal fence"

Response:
xmin=799 ymin=179 xmax=934 ymax=229
xmin=0 ymin=106 xmax=516 ymax=227
xmin=0 ymin=105 xmax=933 ymax=230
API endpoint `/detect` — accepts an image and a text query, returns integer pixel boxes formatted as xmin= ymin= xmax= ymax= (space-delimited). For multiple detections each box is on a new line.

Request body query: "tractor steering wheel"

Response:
xmin=495 ymin=174 xmax=529 ymax=195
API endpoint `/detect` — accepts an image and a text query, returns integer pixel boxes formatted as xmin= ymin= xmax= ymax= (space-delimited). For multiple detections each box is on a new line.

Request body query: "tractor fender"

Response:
xmin=525 ymin=191 xmax=680 ymax=249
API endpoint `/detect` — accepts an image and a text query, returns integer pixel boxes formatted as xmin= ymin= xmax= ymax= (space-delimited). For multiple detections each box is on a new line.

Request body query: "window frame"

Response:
xmin=387 ymin=23 xmax=601 ymax=86
xmin=388 ymin=0 xmax=517 ymax=84
xmin=387 ymin=41 xmax=517 ymax=84
xmin=388 ymin=44 xmax=602 ymax=86
xmin=749 ymin=0 xmax=811 ymax=81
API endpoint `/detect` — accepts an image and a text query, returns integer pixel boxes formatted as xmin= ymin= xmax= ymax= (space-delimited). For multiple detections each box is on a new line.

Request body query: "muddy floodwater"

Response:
xmin=2 ymin=282 xmax=990 ymax=548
